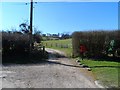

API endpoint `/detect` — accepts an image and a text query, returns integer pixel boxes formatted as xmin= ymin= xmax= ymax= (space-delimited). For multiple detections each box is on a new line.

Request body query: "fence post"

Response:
xmin=43 ymin=46 xmax=45 ymax=54
xmin=55 ymin=43 xmax=57 ymax=47
xmin=46 ymin=43 xmax=47 ymax=46
xmin=51 ymin=44 xmax=52 ymax=47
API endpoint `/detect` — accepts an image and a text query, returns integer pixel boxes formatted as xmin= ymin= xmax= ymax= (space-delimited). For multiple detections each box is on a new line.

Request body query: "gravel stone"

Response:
xmin=1 ymin=48 xmax=98 ymax=88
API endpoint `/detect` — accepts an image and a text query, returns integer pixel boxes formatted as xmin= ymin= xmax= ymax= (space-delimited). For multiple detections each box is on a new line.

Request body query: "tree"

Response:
xmin=61 ymin=33 xmax=70 ymax=39
xmin=19 ymin=22 xmax=30 ymax=34
xmin=33 ymin=28 xmax=42 ymax=43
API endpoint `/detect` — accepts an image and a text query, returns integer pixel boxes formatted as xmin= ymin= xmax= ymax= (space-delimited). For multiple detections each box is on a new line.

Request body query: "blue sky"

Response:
xmin=0 ymin=2 xmax=118 ymax=34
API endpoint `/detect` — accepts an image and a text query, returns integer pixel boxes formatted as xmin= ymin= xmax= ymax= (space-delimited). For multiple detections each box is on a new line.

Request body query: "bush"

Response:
xmin=2 ymin=31 xmax=30 ymax=56
xmin=2 ymin=31 xmax=48 ymax=64
xmin=72 ymin=30 xmax=120 ymax=58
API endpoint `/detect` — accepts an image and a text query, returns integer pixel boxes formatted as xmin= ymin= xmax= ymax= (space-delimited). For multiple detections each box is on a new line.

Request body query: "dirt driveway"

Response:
xmin=1 ymin=48 xmax=98 ymax=88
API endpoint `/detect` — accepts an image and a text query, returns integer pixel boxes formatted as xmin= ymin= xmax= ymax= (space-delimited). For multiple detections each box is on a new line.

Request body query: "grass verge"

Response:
xmin=79 ymin=58 xmax=119 ymax=88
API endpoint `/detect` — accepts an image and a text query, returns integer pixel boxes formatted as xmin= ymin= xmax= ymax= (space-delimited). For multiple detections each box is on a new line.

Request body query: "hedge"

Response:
xmin=72 ymin=30 xmax=120 ymax=58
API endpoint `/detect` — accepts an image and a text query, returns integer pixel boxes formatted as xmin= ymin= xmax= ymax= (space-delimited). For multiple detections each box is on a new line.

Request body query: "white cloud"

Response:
xmin=1 ymin=0 xmax=120 ymax=2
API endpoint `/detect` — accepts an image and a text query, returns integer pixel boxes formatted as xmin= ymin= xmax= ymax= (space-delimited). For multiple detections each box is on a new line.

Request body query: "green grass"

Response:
xmin=79 ymin=58 xmax=119 ymax=88
xmin=42 ymin=39 xmax=72 ymax=46
xmin=42 ymin=39 xmax=72 ymax=57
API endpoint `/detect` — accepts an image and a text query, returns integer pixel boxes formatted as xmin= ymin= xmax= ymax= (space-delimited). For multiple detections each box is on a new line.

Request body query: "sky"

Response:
xmin=0 ymin=1 xmax=118 ymax=34
xmin=1 ymin=0 xmax=120 ymax=2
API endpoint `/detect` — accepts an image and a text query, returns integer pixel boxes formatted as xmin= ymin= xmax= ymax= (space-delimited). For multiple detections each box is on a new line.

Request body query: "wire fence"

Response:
xmin=44 ymin=43 xmax=72 ymax=49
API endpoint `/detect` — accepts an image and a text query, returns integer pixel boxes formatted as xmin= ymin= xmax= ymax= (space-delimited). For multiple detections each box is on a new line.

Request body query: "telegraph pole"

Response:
xmin=30 ymin=0 xmax=33 ymax=53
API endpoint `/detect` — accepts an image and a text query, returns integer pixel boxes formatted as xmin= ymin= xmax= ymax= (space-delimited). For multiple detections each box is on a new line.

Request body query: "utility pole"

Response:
xmin=30 ymin=0 xmax=33 ymax=53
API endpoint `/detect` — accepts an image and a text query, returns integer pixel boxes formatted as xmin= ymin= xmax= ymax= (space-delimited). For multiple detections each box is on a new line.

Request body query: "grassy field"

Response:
xmin=79 ymin=58 xmax=119 ymax=88
xmin=42 ymin=39 xmax=72 ymax=57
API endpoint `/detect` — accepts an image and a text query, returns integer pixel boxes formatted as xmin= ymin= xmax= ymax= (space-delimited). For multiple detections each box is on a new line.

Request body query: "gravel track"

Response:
xmin=1 ymin=48 xmax=98 ymax=88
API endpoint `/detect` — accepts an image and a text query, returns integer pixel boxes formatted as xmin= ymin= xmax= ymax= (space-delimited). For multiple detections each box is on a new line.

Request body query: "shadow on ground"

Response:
xmin=86 ymin=55 xmax=120 ymax=62
xmin=2 ymin=51 xmax=82 ymax=68
xmin=89 ymin=65 xmax=120 ymax=69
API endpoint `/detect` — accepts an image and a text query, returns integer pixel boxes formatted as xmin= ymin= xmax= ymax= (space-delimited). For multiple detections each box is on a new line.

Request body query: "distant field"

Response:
xmin=42 ymin=39 xmax=72 ymax=57
xmin=79 ymin=58 xmax=119 ymax=88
